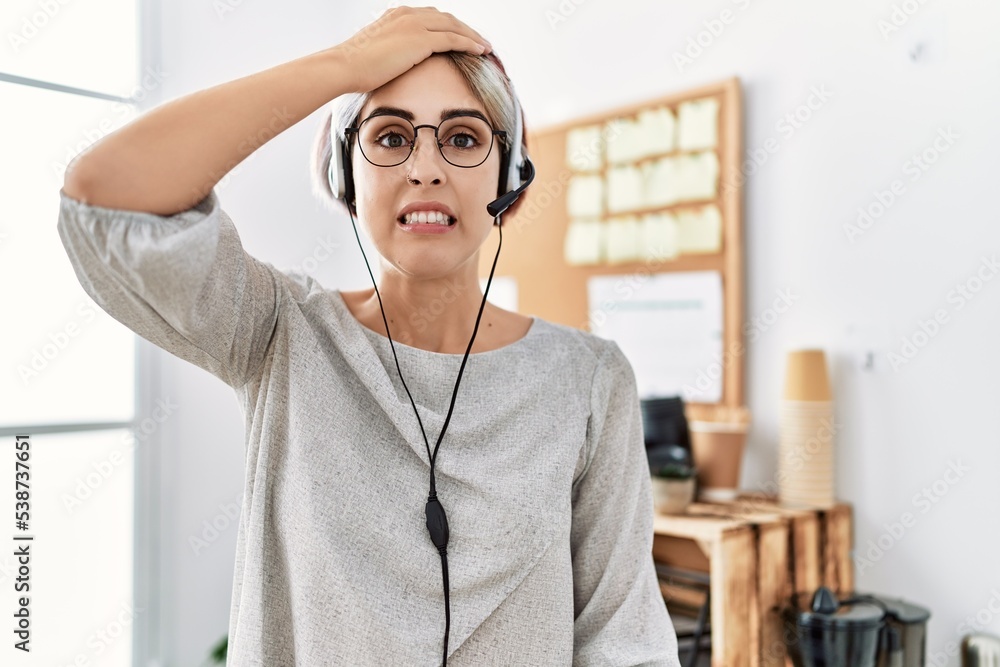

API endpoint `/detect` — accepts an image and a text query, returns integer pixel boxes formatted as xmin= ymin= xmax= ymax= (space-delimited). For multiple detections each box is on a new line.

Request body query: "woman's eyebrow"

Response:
xmin=439 ymin=108 xmax=489 ymax=123
xmin=367 ymin=106 xmax=489 ymax=123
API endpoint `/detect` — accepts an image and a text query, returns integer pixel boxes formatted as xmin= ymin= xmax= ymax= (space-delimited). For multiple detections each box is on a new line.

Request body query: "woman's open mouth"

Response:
xmin=397 ymin=211 xmax=457 ymax=234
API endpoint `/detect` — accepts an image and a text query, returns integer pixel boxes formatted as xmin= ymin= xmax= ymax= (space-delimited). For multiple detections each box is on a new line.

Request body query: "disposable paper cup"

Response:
xmin=689 ymin=421 xmax=748 ymax=501
xmin=783 ymin=350 xmax=832 ymax=401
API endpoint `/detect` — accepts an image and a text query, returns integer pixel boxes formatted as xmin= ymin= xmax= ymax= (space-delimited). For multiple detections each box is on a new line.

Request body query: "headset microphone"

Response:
xmin=486 ymin=156 xmax=535 ymax=218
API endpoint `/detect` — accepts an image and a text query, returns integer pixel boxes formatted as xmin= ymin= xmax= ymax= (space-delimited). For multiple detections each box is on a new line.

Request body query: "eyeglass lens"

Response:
xmin=356 ymin=114 xmax=496 ymax=168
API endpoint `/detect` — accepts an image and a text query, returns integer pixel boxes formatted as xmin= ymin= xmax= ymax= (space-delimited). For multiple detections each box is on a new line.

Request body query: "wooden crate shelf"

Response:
xmin=652 ymin=493 xmax=854 ymax=667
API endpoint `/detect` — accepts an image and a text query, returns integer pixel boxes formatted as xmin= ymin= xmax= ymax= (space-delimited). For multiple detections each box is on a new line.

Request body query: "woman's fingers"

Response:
xmin=334 ymin=6 xmax=493 ymax=93
xmin=413 ymin=8 xmax=493 ymax=52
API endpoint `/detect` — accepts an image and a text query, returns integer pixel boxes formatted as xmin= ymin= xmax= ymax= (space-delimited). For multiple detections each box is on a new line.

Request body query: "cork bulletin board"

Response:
xmin=479 ymin=77 xmax=744 ymax=418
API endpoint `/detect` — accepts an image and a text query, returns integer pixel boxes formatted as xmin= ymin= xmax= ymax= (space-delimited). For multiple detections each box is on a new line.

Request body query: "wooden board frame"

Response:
xmin=481 ymin=77 xmax=745 ymax=418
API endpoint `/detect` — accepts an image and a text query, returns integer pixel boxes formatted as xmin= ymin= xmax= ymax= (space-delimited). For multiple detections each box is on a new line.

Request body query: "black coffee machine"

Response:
xmin=641 ymin=396 xmax=693 ymax=474
xmin=782 ymin=586 xmax=931 ymax=667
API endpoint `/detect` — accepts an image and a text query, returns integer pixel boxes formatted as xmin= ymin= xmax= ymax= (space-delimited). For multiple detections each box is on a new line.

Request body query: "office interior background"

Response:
xmin=1 ymin=0 xmax=998 ymax=665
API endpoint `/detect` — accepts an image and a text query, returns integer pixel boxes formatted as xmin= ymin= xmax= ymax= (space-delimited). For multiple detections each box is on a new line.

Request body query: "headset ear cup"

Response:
xmin=327 ymin=106 xmax=356 ymax=214
xmin=508 ymin=93 xmax=523 ymax=195
xmin=328 ymin=134 xmax=343 ymax=199
xmin=496 ymin=144 xmax=510 ymax=200
xmin=495 ymin=90 xmax=525 ymax=225
xmin=342 ymin=139 xmax=356 ymax=214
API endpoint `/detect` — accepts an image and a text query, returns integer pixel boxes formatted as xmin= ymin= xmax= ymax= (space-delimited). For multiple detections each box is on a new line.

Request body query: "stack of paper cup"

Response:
xmin=779 ymin=349 xmax=836 ymax=508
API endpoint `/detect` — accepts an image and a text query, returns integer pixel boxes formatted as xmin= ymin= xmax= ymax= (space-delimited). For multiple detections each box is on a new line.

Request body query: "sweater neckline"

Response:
xmin=332 ymin=289 xmax=540 ymax=359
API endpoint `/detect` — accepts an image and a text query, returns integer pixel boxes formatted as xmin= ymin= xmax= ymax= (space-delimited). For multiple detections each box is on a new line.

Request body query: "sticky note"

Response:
xmin=638 ymin=106 xmax=676 ymax=158
xmin=643 ymin=157 xmax=681 ymax=208
xmin=567 ymin=174 xmax=604 ymax=217
xmin=607 ymin=165 xmax=644 ymax=213
xmin=605 ymin=216 xmax=641 ymax=264
xmin=566 ymin=125 xmax=603 ymax=171
xmin=678 ymin=97 xmax=720 ymax=150
xmin=677 ymin=205 xmax=722 ymax=254
xmin=674 ymin=151 xmax=719 ymax=201
xmin=605 ymin=116 xmax=644 ymax=164
xmin=639 ymin=212 xmax=680 ymax=261
xmin=564 ymin=218 xmax=605 ymax=265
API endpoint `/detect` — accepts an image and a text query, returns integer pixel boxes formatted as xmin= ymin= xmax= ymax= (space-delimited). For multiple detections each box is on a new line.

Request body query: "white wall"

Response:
xmin=148 ymin=0 xmax=1000 ymax=664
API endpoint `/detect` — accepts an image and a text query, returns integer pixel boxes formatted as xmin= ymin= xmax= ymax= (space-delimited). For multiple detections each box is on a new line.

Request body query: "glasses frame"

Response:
xmin=345 ymin=112 xmax=508 ymax=169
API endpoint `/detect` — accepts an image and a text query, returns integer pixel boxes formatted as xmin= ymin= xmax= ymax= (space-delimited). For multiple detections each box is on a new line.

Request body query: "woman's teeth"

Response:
xmin=401 ymin=211 xmax=454 ymax=225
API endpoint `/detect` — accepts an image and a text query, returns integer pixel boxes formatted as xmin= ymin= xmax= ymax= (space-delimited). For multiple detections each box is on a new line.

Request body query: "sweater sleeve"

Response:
xmin=55 ymin=187 xmax=279 ymax=388
xmin=571 ymin=339 xmax=682 ymax=666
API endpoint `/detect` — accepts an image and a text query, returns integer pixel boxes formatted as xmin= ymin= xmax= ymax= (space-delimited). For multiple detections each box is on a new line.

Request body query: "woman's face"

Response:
xmin=351 ymin=55 xmax=503 ymax=282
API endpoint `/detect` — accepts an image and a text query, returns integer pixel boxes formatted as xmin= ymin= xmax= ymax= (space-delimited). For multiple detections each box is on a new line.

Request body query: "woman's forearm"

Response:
xmin=62 ymin=46 xmax=353 ymax=215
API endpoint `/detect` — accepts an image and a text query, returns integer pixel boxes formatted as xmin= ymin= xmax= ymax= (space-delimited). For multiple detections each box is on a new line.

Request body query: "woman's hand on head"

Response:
xmin=333 ymin=6 xmax=493 ymax=94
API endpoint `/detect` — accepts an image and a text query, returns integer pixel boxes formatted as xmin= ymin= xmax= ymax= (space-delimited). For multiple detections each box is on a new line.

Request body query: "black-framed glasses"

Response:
xmin=346 ymin=112 xmax=507 ymax=169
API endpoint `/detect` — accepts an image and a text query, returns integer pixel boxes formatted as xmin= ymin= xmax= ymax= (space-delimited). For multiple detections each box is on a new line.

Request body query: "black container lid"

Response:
xmin=848 ymin=591 xmax=931 ymax=624
xmin=789 ymin=587 xmax=885 ymax=631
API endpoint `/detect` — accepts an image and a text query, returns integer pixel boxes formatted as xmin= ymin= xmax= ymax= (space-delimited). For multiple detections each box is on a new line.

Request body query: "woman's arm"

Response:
xmin=571 ymin=340 xmax=682 ymax=666
xmin=62 ymin=47 xmax=350 ymax=215
xmin=56 ymin=7 xmax=494 ymax=387
xmin=62 ymin=6 xmax=493 ymax=216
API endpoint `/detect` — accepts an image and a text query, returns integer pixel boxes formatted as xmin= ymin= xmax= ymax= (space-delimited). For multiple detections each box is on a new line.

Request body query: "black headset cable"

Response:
xmin=346 ymin=201 xmax=505 ymax=667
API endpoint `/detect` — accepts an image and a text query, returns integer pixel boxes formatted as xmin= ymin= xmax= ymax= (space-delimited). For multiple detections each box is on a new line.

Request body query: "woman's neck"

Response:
xmin=345 ymin=275 xmax=513 ymax=354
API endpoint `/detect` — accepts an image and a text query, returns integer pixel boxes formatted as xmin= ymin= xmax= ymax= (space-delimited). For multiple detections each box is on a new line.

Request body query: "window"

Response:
xmin=0 ymin=2 xmax=153 ymax=665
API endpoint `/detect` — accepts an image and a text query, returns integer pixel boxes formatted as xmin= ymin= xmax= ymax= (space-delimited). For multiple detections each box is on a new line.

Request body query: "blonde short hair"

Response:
xmin=309 ymin=51 xmax=528 ymax=220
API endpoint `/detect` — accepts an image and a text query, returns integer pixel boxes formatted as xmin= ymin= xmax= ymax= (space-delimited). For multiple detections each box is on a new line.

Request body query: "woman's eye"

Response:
xmin=377 ymin=132 xmax=408 ymax=148
xmin=446 ymin=133 xmax=478 ymax=149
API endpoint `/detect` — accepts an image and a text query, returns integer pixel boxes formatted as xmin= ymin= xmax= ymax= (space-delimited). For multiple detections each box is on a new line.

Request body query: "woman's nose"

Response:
xmin=405 ymin=127 xmax=447 ymax=185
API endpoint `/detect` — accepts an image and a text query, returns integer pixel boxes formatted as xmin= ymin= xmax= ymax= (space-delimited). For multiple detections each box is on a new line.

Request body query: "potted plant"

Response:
xmin=651 ymin=462 xmax=697 ymax=515
xmin=200 ymin=635 xmax=226 ymax=666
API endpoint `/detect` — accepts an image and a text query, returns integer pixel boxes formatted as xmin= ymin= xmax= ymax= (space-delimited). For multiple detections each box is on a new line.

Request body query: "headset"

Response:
xmin=326 ymin=76 xmax=536 ymax=666
xmin=327 ymin=84 xmax=535 ymax=221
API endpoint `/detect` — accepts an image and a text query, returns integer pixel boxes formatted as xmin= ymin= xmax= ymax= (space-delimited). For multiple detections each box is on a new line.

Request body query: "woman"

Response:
xmin=58 ymin=6 xmax=680 ymax=666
